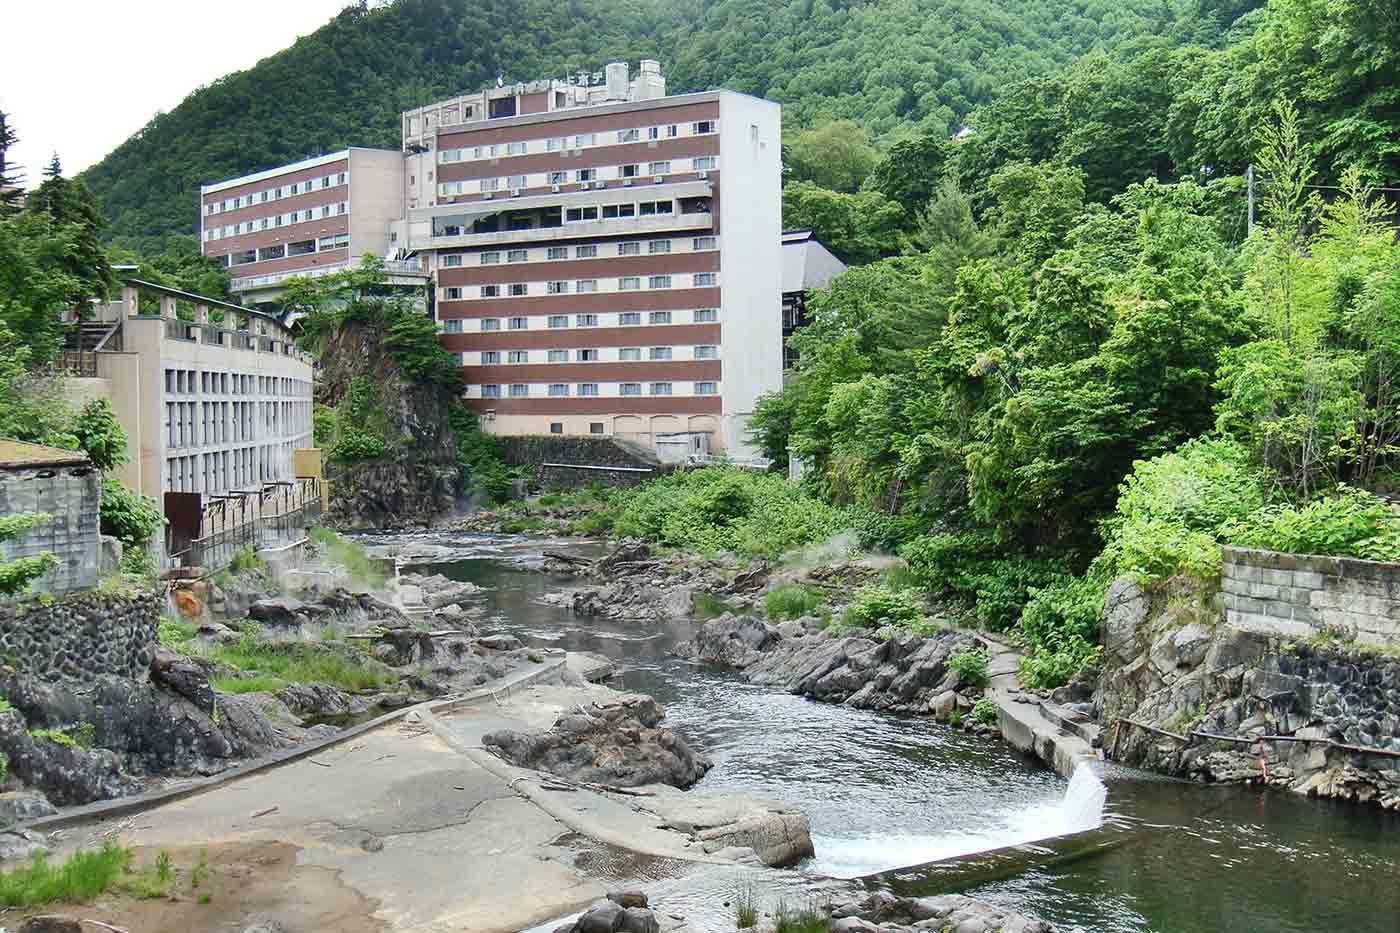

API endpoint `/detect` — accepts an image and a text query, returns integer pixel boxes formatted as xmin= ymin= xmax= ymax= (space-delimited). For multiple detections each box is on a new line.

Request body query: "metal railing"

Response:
xmin=687 ymin=454 xmax=775 ymax=472
xmin=164 ymin=319 xmax=198 ymax=342
xmin=166 ymin=478 xmax=323 ymax=571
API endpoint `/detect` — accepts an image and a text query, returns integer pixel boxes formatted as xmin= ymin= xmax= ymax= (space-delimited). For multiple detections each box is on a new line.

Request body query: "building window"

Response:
xmin=648 ymin=161 xmax=671 ymax=175
xmin=481 ymin=251 xmax=501 ymax=265
xmin=445 ymin=319 xmax=463 ymax=333
xmin=481 ymin=285 xmax=500 ymax=298
xmin=482 ymin=318 xmax=502 ymax=331
xmin=547 ymin=138 xmax=563 ymax=152
xmin=509 ymin=384 xmax=529 ymax=398
xmin=575 ymin=168 xmax=595 ymax=182
xmin=696 ymin=381 xmax=718 ymax=395
xmin=508 ymin=174 xmax=527 ymax=189
xmin=620 ymin=347 xmax=641 ymax=361
xmin=618 ymin=128 xmax=640 ymax=143
xmin=590 ymin=422 xmax=605 ymax=434
xmin=603 ymin=204 xmax=636 ymax=219
xmin=695 ymin=345 xmax=718 ymax=359
xmin=692 ymin=120 xmax=716 ymax=134
xmin=548 ymin=349 xmax=568 ymax=362
xmin=575 ymin=279 xmax=598 ymax=293
xmin=546 ymin=246 xmax=568 ymax=260
xmin=508 ymin=283 xmax=528 ymax=297
xmin=547 ymin=281 xmax=569 ymax=295
xmin=649 ymin=347 xmax=673 ymax=360
xmin=693 ymin=156 xmax=717 ymax=171
xmin=617 ymin=241 xmax=640 ymax=256
xmin=649 ymin=275 xmax=672 ymax=289
xmin=693 ymin=236 xmax=717 ymax=250
xmin=574 ymin=133 xmax=595 ymax=148
xmin=575 ymin=244 xmax=597 ymax=259
xmin=619 ymin=312 xmax=642 ymax=326
xmin=482 ymin=384 xmax=502 ymax=398
xmin=548 ymin=384 xmax=569 ymax=397
xmin=621 ymin=382 xmax=642 ymax=396
xmin=577 ymin=349 xmax=599 ymax=362
xmin=649 ymin=240 xmax=671 ymax=254
xmin=694 ymin=273 xmax=716 ymax=286
xmin=650 ymin=382 xmax=673 ymax=396
xmin=482 ymin=351 xmax=501 ymax=363
xmin=573 ymin=313 xmax=598 ymax=327
xmin=442 ymin=254 xmax=464 ymax=267
xmin=508 ymin=316 xmax=528 ymax=330
xmin=694 ymin=308 xmax=717 ymax=322
xmin=565 ymin=206 xmax=599 ymax=222
xmin=619 ymin=277 xmax=641 ymax=291
xmin=639 ymin=200 xmax=673 ymax=216
xmin=550 ymin=422 xmax=564 ymax=433
xmin=579 ymin=383 xmax=600 ymax=397
xmin=622 ymin=163 xmax=641 ymax=178
xmin=507 ymin=249 xmax=529 ymax=262
xmin=506 ymin=141 xmax=526 ymax=155
xmin=547 ymin=315 xmax=569 ymax=328
xmin=443 ymin=286 xmax=464 ymax=300
xmin=508 ymin=350 xmax=529 ymax=363
xmin=650 ymin=311 xmax=672 ymax=324
xmin=481 ymin=178 xmax=501 ymax=192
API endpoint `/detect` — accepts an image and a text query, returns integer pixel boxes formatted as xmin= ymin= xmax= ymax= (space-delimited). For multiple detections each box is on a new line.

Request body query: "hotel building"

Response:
xmin=201 ymin=60 xmax=784 ymax=455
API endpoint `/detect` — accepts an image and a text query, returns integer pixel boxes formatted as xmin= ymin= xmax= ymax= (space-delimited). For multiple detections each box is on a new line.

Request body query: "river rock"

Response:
xmin=1102 ymin=578 xmax=1147 ymax=663
xmin=19 ymin=916 xmax=84 ymax=933
xmin=482 ymin=694 xmax=709 ymax=788
xmin=0 ymin=791 xmax=57 ymax=826
xmin=677 ymin=613 xmax=779 ymax=667
xmin=608 ymin=890 xmax=648 ymax=909
xmin=830 ymin=892 xmax=1057 ymax=933
xmin=150 ymin=649 xmax=217 ymax=713
xmin=248 ymin=597 xmax=310 ymax=626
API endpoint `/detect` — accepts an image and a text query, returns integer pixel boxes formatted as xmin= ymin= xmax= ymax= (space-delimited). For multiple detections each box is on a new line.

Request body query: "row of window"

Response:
xmin=165 ymin=442 xmax=301 ymax=494
xmin=206 ymin=202 xmax=349 ymax=241
xmin=205 ymin=171 xmax=349 ymax=215
xmin=441 ymin=236 xmax=716 ymax=268
xmin=462 ymin=308 xmax=716 ymax=332
xmin=431 ymin=195 xmax=711 ymax=239
xmin=480 ymin=381 xmax=717 ymax=398
xmin=467 ymin=346 xmax=718 ymax=363
xmin=450 ymin=272 xmax=715 ymax=301
xmin=438 ymin=157 xmax=717 ymax=197
xmin=165 ymin=399 xmax=312 ymax=451
xmin=165 ymin=369 xmax=312 ymax=399
xmin=438 ymin=120 xmax=718 ymax=164
xmin=221 ymin=234 xmax=350 ymax=268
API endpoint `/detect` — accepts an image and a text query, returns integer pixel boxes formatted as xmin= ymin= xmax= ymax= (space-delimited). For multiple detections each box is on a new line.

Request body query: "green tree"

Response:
xmin=70 ymin=398 xmax=129 ymax=473
xmin=869 ymin=134 xmax=950 ymax=215
xmin=784 ymin=120 xmax=879 ymax=193
xmin=23 ymin=156 xmax=115 ymax=312
xmin=0 ymin=110 xmax=22 ymax=213
xmin=781 ymin=182 xmax=909 ymax=265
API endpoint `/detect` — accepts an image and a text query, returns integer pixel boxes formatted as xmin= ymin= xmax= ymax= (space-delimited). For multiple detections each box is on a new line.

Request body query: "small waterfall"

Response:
xmin=1060 ymin=762 xmax=1108 ymax=833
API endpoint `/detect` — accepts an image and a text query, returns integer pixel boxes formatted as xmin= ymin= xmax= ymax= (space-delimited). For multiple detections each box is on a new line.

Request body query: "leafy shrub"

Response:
xmin=331 ymin=376 xmax=391 ymax=463
xmin=947 ymin=647 xmax=989 ymax=687
xmin=312 ymin=405 xmax=338 ymax=446
xmin=1017 ymin=576 xmax=1104 ymax=655
xmin=611 ymin=468 xmax=854 ymax=558
xmin=100 ymin=478 xmax=164 ymax=550
xmin=119 ymin=545 xmax=157 ymax=582
xmin=70 ymin=398 xmax=129 ymax=472
xmin=971 ymin=697 xmax=1000 ymax=728
xmin=228 ymin=545 xmax=264 ymax=576
xmin=1018 ymin=635 xmax=1103 ymax=690
xmin=900 ymin=532 xmax=1067 ymax=630
xmin=763 ymin=584 xmax=824 ymax=620
xmin=0 ymin=513 xmax=58 ymax=597
xmin=449 ymin=404 xmax=513 ymax=501
xmin=158 ymin=618 xmax=197 ymax=649
xmin=1225 ymin=486 xmax=1400 ymax=562
xmin=841 ymin=583 xmax=924 ymax=628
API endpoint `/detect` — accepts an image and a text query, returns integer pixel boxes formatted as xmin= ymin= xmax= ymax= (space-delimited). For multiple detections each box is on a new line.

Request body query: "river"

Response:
xmin=369 ymin=531 xmax=1400 ymax=933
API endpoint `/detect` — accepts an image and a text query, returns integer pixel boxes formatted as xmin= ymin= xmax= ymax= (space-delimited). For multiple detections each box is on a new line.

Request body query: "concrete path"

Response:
xmin=981 ymin=636 xmax=1100 ymax=778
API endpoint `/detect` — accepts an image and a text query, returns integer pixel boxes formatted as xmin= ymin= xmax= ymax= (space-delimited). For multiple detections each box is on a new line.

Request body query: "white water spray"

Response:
xmin=811 ymin=761 xmax=1109 ymax=878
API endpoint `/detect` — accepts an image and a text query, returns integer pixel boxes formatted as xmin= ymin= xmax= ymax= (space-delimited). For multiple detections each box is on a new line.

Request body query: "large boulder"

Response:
xmin=150 ymin=649 xmax=217 ymax=713
xmin=483 ymin=694 xmax=709 ymax=788
xmin=1102 ymin=577 xmax=1148 ymax=663
xmin=677 ymin=614 xmax=780 ymax=667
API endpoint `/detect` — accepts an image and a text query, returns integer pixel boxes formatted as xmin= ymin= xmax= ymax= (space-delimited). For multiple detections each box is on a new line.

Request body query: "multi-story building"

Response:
xmin=397 ymin=61 xmax=783 ymax=454
xmin=199 ymin=60 xmax=783 ymax=455
xmin=199 ymin=148 xmax=417 ymax=309
xmin=780 ymin=229 xmax=846 ymax=373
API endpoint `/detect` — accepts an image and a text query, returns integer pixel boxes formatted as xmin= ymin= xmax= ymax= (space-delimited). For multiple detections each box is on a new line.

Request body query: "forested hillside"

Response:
xmin=79 ymin=0 xmax=1190 ymax=252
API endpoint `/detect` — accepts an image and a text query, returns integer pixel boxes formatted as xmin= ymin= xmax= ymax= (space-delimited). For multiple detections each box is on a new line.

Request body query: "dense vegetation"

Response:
xmin=78 ymin=0 xmax=1189 ymax=252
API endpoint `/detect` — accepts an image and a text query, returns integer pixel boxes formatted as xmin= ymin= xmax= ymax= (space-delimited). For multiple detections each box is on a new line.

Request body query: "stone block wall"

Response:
xmin=1221 ymin=546 xmax=1400 ymax=647
xmin=0 ymin=588 xmax=159 ymax=681
xmin=0 ymin=464 xmax=102 ymax=597
xmin=497 ymin=436 xmax=669 ymax=490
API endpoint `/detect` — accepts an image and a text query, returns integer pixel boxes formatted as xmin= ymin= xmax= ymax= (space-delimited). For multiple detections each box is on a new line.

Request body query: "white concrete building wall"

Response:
xmin=717 ymin=92 xmax=782 ymax=456
xmin=348 ymin=148 xmax=408 ymax=262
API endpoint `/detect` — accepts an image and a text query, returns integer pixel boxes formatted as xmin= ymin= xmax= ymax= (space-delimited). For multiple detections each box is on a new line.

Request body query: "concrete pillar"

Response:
xmin=121 ymin=285 xmax=140 ymax=317
xmin=160 ymin=295 xmax=178 ymax=319
xmin=195 ymin=303 xmax=209 ymax=325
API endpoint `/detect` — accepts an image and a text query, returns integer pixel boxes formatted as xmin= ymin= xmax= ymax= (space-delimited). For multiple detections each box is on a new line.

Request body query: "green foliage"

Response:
xmin=763 ymin=584 xmax=824 ymax=621
xmin=772 ymin=902 xmax=831 ymax=933
xmin=159 ymin=617 xmax=197 ymax=649
xmin=449 ymin=404 xmax=512 ymax=501
xmin=120 ymin=545 xmax=157 ymax=584
xmin=900 ymin=533 xmax=1067 ymax=631
xmin=100 ymin=478 xmax=164 ymax=550
xmin=0 ymin=840 xmax=131 ymax=907
xmin=781 ymin=182 xmax=909 ymax=266
xmin=735 ymin=883 xmax=759 ymax=929
xmin=23 ymin=159 xmax=115 ymax=310
xmin=1018 ymin=635 xmax=1103 ymax=690
xmin=0 ymin=513 xmax=58 ymax=597
xmin=1014 ymin=575 xmax=1105 ymax=688
xmin=784 ymin=120 xmax=878 ymax=193
xmin=73 ymin=722 xmax=96 ymax=750
xmin=331 ymin=375 xmax=391 ymax=463
xmin=307 ymin=526 xmax=387 ymax=588
xmin=312 ymin=405 xmax=338 ymax=447
xmin=70 ymin=398 xmax=129 ymax=472
xmin=191 ymin=850 xmax=209 ymax=889
xmin=0 ymin=323 xmax=76 ymax=448
xmin=1226 ymin=487 xmax=1400 ymax=563
xmin=693 ymin=592 xmax=735 ymax=620
xmin=947 ymin=647 xmax=989 ymax=688
xmin=971 ymin=697 xmax=1000 ymax=728
xmin=28 ymin=728 xmax=76 ymax=748
xmin=841 ymin=583 xmax=924 ymax=629
xmin=611 ymin=468 xmax=854 ymax=559
xmin=154 ymin=851 xmax=173 ymax=884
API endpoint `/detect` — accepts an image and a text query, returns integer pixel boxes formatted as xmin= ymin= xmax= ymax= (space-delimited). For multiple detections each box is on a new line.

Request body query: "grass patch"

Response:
xmin=501 ymin=515 xmax=548 ymax=534
xmin=28 ymin=729 xmax=76 ymax=748
xmin=159 ymin=617 xmax=197 ymax=649
xmin=840 ymin=583 xmax=924 ymax=629
xmin=693 ymin=592 xmax=735 ymax=620
xmin=735 ymin=883 xmax=758 ymax=928
xmin=763 ymin=584 xmax=824 ymax=621
xmin=308 ymin=526 xmax=387 ymax=588
xmin=773 ymin=902 xmax=830 ymax=933
xmin=0 ymin=841 xmax=131 ymax=907
xmin=205 ymin=634 xmax=396 ymax=694
xmin=971 ymin=697 xmax=999 ymax=728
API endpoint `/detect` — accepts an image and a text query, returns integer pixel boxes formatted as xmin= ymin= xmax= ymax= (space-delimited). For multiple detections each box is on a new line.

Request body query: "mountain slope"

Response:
xmin=79 ymin=0 xmax=1188 ymax=252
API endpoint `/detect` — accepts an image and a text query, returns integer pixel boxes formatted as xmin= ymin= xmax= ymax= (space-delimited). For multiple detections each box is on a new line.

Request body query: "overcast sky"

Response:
xmin=2 ymin=0 xmax=348 ymax=187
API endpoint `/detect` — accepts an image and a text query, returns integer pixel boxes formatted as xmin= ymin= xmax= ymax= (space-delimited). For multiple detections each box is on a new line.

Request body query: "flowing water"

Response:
xmin=367 ymin=532 xmax=1400 ymax=933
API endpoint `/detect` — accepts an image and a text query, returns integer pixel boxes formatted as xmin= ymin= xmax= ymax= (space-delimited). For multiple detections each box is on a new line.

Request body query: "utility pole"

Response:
xmin=1246 ymin=164 xmax=1255 ymax=235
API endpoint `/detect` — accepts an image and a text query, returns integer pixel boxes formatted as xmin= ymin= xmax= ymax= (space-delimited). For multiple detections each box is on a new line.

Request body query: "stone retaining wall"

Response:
xmin=497 ymin=436 xmax=668 ymax=490
xmin=0 ymin=463 xmax=101 ymax=596
xmin=1221 ymin=546 xmax=1400 ymax=646
xmin=0 ymin=588 xmax=159 ymax=681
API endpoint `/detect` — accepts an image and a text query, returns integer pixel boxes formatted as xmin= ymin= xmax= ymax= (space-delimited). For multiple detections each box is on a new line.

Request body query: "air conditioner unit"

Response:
xmin=623 ymin=179 xmax=633 ymax=187
xmin=483 ymin=192 xmax=494 ymax=200
xmin=654 ymin=176 xmax=664 ymax=183
xmin=551 ymin=184 xmax=560 ymax=193
xmin=511 ymin=189 xmax=521 ymax=197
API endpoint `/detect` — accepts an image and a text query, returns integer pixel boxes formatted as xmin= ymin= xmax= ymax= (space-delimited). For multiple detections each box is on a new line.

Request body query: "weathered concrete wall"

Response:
xmin=497 ymin=436 xmax=668 ymax=490
xmin=0 ymin=587 xmax=159 ymax=681
xmin=0 ymin=464 xmax=101 ymax=596
xmin=1222 ymin=546 xmax=1400 ymax=646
